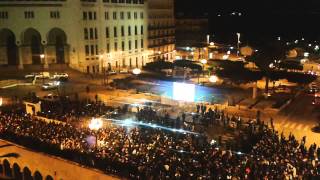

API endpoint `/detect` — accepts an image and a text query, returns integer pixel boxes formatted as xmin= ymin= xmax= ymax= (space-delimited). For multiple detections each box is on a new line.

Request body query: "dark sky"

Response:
xmin=175 ymin=0 xmax=320 ymax=43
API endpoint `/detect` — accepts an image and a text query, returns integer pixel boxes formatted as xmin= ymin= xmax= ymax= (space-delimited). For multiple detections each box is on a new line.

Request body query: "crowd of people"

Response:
xmin=0 ymin=100 xmax=320 ymax=179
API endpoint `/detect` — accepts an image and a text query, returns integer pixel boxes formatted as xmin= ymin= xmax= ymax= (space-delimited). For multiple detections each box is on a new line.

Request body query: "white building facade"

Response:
xmin=0 ymin=0 xmax=149 ymax=73
xmin=148 ymin=0 xmax=175 ymax=62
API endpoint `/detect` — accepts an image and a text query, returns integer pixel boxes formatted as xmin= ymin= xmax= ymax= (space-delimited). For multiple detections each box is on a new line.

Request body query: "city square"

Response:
xmin=1 ymin=0 xmax=320 ymax=179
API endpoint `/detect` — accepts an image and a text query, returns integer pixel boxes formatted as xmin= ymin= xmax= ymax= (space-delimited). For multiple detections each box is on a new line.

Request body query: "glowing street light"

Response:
xmin=132 ymin=68 xmax=141 ymax=75
xmin=209 ymin=75 xmax=218 ymax=83
xmin=200 ymin=59 xmax=207 ymax=65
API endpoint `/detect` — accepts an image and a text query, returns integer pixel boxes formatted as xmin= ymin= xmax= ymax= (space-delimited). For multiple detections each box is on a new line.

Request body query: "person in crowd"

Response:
xmin=0 ymin=100 xmax=319 ymax=179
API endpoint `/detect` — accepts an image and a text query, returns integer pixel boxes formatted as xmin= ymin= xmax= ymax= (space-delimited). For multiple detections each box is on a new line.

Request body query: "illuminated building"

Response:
xmin=148 ymin=0 xmax=175 ymax=61
xmin=0 ymin=0 xmax=149 ymax=73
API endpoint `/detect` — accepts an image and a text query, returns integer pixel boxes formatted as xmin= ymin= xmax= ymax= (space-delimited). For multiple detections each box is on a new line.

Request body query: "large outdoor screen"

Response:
xmin=173 ymin=82 xmax=195 ymax=102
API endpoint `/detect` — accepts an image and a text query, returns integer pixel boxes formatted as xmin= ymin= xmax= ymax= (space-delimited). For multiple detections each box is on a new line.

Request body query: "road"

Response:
xmin=275 ymin=80 xmax=320 ymax=146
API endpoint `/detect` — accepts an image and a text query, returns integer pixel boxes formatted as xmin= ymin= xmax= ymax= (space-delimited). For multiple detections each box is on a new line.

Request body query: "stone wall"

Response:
xmin=0 ymin=139 xmax=119 ymax=180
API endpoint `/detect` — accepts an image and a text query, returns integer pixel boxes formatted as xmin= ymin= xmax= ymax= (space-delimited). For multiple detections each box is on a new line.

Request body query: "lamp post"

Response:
xmin=200 ymin=59 xmax=207 ymax=83
xmin=236 ymin=33 xmax=241 ymax=57
xmin=88 ymin=118 xmax=103 ymax=149
xmin=40 ymin=54 xmax=45 ymax=84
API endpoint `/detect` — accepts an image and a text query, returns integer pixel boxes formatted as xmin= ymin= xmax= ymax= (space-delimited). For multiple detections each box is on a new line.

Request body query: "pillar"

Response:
xmin=18 ymin=45 xmax=24 ymax=70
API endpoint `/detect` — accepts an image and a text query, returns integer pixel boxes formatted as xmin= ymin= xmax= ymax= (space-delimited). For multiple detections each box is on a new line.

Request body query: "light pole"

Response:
xmin=40 ymin=54 xmax=45 ymax=84
xmin=200 ymin=59 xmax=207 ymax=83
xmin=236 ymin=33 xmax=241 ymax=57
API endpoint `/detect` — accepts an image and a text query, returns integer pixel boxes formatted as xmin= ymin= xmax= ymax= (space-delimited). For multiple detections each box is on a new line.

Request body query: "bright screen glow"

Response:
xmin=173 ymin=82 xmax=195 ymax=102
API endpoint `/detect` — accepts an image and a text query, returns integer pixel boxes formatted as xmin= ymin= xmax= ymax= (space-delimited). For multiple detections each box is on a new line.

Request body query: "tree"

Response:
xmin=249 ymin=40 xmax=286 ymax=96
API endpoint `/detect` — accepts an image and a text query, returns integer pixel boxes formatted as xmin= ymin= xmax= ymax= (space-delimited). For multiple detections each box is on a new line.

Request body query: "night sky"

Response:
xmin=175 ymin=0 xmax=320 ymax=44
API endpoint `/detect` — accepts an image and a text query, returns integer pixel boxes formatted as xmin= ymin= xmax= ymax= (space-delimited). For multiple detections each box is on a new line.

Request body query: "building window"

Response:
xmin=122 ymin=58 xmax=126 ymax=68
xmin=129 ymin=58 xmax=132 ymax=68
xmin=140 ymin=12 xmax=143 ymax=19
xmin=113 ymin=12 xmax=117 ymax=20
xmin=120 ymin=12 xmax=124 ymax=20
xmin=134 ymin=26 xmax=138 ymax=35
xmin=140 ymin=26 xmax=144 ymax=35
xmin=135 ymin=40 xmax=138 ymax=49
xmin=134 ymin=12 xmax=137 ymax=19
xmin=84 ymin=28 xmax=88 ymax=40
xmin=136 ymin=57 xmax=138 ymax=67
xmin=121 ymin=26 xmax=124 ymax=37
xmin=121 ymin=41 xmax=125 ymax=51
xmin=114 ymin=42 xmax=118 ymax=51
xmin=104 ymin=12 xmax=109 ymax=20
xmin=89 ymin=28 xmax=94 ymax=39
xmin=24 ymin=11 xmax=34 ymax=19
xmin=114 ymin=27 xmax=117 ymax=37
xmin=50 ymin=11 xmax=60 ymax=19
xmin=141 ymin=39 xmax=144 ymax=48
xmin=0 ymin=11 xmax=8 ymax=19
xmin=128 ymin=40 xmax=131 ymax=50
xmin=93 ymin=12 xmax=97 ymax=20
xmin=90 ymin=45 xmax=94 ymax=56
xmin=95 ymin=45 xmax=98 ymax=55
xmin=88 ymin=12 xmax=92 ymax=20
xmin=83 ymin=12 xmax=87 ymax=20
xmin=85 ymin=45 xmax=89 ymax=56
xmin=128 ymin=26 xmax=131 ymax=36
xmin=141 ymin=56 xmax=144 ymax=66
xmin=107 ymin=43 xmax=110 ymax=53
xmin=106 ymin=27 xmax=109 ymax=38
xmin=127 ymin=12 xmax=131 ymax=19
xmin=94 ymin=28 xmax=98 ymax=39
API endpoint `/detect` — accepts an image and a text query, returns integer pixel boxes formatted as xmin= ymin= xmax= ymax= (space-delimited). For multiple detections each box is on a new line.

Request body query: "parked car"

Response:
xmin=51 ymin=72 xmax=69 ymax=79
xmin=119 ymin=69 xmax=129 ymax=74
xmin=42 ymin=81 xmax=60 ymax=90
xmin=24 ymin=73 xmax=39 ymax=78
xmin=308 ymin=85 xmax=319 ymax=94
xmin=37 ymin=72 xmax=50 ymax=79
xmin=107 ymin=70 xmax=117 ymax=75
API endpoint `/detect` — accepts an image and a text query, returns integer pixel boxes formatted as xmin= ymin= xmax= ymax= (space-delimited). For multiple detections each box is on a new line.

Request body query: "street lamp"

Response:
xmin=132 ymin=68 xmax=141 ymax=75
xmin=88 ymin=117 xmax=103 ymax=148
xmin=40 ymin=54 xmax=45 ymax=84
xmin=209 ymin=75 xmax=218 ymax=83
xmin=201 ymin=58 xmax=207 ymax=75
